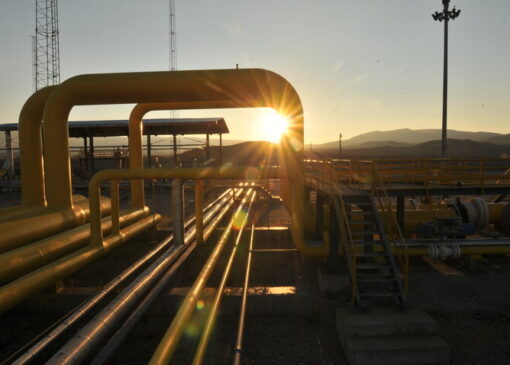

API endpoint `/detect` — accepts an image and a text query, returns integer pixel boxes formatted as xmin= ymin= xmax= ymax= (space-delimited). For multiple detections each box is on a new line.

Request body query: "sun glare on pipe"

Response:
xmin=261 ymin=109 xmax=289 ymax=143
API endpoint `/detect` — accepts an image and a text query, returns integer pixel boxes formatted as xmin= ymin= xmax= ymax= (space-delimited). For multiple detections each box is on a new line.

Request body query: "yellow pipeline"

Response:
xmin=129 ymin=101 xmax=244 ymax=210
xmin=195 ymin=181 xmax=204 ymax=244
xmin=0 ymin=86 xmax=57 ymax=221
xmin=0 ymin=196 xmax=111 ymax=253
xmin=0 ymin=208 xmax=148 ymax=284
xmin=0 ymin=214 xmax=160 ymax=314
xmin=40 ymin=69 xmax=325 ymax=256
xmin=88 ymin=167 xmax=280 ymax=245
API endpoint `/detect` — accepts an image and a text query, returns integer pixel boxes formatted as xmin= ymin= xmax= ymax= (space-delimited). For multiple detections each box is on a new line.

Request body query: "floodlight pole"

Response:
xmin=433 ymin=0 xmax=461 ymax=158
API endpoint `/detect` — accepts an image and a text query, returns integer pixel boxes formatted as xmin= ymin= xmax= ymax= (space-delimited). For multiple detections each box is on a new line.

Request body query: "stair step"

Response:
xmin=358 ymin=277 xmax=397 ymax=283
xmin=357 ymin=263 xmax=392 ymax=270
xmin=351 ymin=230 xmax=379 ymax=235
xmin=347 ymin=211 xmax=375 ymax=216
xmin=349 ymin=220 xmax=377 ymax=225
xmin=359 ymin=292 xmax=398 ymax=298
xmin=352 ymin=240 xmax=386 ymax=245
xmin=355 ymin=252 xmax=387 ymax=258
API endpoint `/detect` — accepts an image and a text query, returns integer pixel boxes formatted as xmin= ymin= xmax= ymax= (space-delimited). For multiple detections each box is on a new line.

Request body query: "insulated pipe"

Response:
xmin=149 ymin=189 xmax=254 ymax=364
xmin=48 ymin=189 xmax=246 ymax=365
xmin=0 ymin=208 xmax=148 ymax=284
xmin=192 ymin=190 xmax=256 ymax=365
xmin=233 ymin=223 xmax=255 ymax=365
xmin=0 ymin=194 xmax=88 ymax=224
xmin=40 ymin=69 xmax=322 ymax=255
xmin=87 ymin=191 xmax=236 ymax=365
xmin=0 ymin=214 xmax=160 ymax=313
xmin=12 ymin=189 xmax=233 ymax=364
xmin=0 ymin=196 xmax=111 ymax=253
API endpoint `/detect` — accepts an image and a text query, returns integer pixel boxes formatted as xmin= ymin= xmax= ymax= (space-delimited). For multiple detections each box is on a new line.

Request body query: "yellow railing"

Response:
xmin=331 ymin=182 xmax=359 ymax=304
xmin=369 ymin=163 xmax=409 ymax=295
xmin=305 ymin=158 xmax=510 ymax=189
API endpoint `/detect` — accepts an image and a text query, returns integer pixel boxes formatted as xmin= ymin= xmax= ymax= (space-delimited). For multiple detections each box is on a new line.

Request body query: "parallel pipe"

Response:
xmin=149 ymin=189 xmax=254 ymax=364
xmin=0 ymin=208 xmax=148 ymax=284
xmin=233 ymin=223 xmax=256 ymax=365
xmin=12 ymin=189 xmax=233 ymax=364
xmin=0 ymin=196 xmax=111 ymax=254
xmin=39 ymin=69 xmax=324 ymax=256
xmin=48 ymin=188 xmax=246 ymax=365
xmin=193 ymin=191 xmax=256 ymax=365
xmin=0 ymin=214 xmax=160 ymax=313
xmin=88 ymin=190 xmax=238 ymax=365
xmin=88 ymin=167 xmax=281 ymax=246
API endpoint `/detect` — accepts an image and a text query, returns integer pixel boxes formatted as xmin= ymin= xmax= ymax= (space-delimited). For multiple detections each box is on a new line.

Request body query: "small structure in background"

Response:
xmin=0 ymin=117 xmax=229 ymax=185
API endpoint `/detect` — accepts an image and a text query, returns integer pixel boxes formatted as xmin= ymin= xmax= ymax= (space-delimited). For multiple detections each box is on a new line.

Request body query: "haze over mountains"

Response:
xmin=313 ymin=129 xmax=510 ymax=150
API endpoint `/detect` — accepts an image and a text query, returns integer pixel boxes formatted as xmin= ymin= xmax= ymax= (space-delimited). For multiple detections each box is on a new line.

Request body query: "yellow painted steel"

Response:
xmin=195 ymin=180 xmax=204 ymax=245
xmin=110 ymin=180 xmax=120 ymax=235
xmin=0 ymin=208 xmax=148 ymax=284
xmin=40 ymin=69 xmax=324 ymax=256
xmin=149 ymin=189 xmax=254 ymax=365
xmin=129 ymin=101 xmax=243 ymax=210
xmin=88 ymin=167 xmax=280 ymax=246
xmin=0 ymin=196 xmax=111 ymax=253
xmin=0 ymin=214 xmax=160 ymax=313
xmin=0 ymin=86 xmax=57 ymax=221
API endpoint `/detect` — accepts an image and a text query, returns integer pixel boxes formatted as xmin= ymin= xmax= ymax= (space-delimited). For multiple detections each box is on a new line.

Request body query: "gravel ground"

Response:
xmin=2 ymin=187 xmax=510 ymax=364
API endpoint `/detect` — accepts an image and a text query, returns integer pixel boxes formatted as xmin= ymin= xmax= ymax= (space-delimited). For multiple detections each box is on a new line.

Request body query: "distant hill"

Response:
xmin=309 ymin=139 xmax=510 ymax=158
xmin=179 ymin=141 xmax=280 ymax=166
xmin=314 ymin=128 xmax=505 ymax=149
xmin=487 ymin=134 xmax=510 ymax=145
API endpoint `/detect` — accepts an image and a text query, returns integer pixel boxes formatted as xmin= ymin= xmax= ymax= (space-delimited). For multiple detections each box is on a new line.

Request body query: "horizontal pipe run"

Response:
xmin=0 ymin=196 xmax=111 ymax=254
xmin=0 ymin=214 xmax=160 ymax=314
xmin=193 ymin=191 xmax=256 ymax=365
xmin=233 ymin=223 xmax=255 ymax=365
xmin=149 ymin=189 xmax=253 ymax=364
xmin=12 ymin=189 xmax=233 ymax=365
xmin=88 ymin=167 xmax=281 ymax=247
xmin=0 ymin=208 xmax=148 ymax=284
xmin=48 ymin=189 xmax=245 ymax=365
xmin=88 ymin=190 xmax=237 ymax=365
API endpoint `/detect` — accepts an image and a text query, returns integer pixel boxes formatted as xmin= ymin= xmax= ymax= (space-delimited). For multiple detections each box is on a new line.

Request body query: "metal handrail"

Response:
xmin=370 ymin=163 xmax=409 ymax=295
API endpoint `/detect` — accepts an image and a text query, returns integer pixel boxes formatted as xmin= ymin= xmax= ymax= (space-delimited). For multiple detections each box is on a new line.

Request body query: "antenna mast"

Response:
xmin=169 ymin=0 xmax=178 ymax=118
xmin=34 ymin=0 xmax=60 ymax=91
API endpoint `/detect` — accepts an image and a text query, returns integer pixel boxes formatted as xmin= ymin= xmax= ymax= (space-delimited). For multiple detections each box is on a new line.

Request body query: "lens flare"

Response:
xmin=196 ymin=299 xmax=205 ymax=311
xmin=233 ymin=208 xmax=248 ymax=230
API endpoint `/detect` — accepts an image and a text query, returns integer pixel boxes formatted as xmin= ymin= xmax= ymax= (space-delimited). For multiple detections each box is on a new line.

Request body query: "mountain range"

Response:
xmin=312 ymin=128 xmax=510 ymax=150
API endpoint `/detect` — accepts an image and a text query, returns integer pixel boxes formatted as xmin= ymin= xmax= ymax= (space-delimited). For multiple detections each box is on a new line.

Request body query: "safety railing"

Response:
xmin=305 ymin=158 xmax=510 ymax=189
xmin=330 ymin=181 xmax=359 ymax=304
xmin=369 ymin=163 xmax=409 ymax=295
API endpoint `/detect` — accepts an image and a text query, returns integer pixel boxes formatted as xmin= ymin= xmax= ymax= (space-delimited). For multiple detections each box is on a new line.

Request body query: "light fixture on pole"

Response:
xmin=432 ymin=0 xmax=461 ymax=158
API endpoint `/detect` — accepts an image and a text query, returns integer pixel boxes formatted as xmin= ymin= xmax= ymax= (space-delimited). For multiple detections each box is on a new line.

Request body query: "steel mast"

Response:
xmin=34 ymin=0 xmax=60 ymax=91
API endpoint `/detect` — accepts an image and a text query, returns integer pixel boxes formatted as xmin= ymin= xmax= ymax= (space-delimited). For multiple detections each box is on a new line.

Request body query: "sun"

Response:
xmin=261 ymin=109 xmax=290 ymax=143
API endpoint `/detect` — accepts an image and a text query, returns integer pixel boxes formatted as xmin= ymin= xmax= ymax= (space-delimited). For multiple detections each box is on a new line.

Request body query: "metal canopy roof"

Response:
xmin=0 ymin=118 xmax=229 ymax=138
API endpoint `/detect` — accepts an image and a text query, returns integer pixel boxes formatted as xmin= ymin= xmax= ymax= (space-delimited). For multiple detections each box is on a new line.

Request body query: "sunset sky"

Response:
xmin=0 ymin=0 xmax=509 ymax=144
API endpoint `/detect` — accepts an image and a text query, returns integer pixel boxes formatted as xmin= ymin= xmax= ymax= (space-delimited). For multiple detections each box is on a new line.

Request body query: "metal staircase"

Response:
xmin=333 ymin=190 xmax=407 ymax=310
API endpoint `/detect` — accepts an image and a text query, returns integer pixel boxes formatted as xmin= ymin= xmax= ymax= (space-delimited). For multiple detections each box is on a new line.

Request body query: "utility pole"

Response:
xmin=338 ymin=133 xmax=342 ymax=158
xmin=34 ymin=0 xmax=60 ymax=90
xmin=169 ymin=0 xmax=178 ymax=119
xmin=432 ymin=0 xmax=461 ymax=158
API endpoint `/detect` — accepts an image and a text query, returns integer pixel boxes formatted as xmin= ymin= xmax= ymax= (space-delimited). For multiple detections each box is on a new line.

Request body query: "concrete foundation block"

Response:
xmin=336 ymin=304 xmax=450 ymax=365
